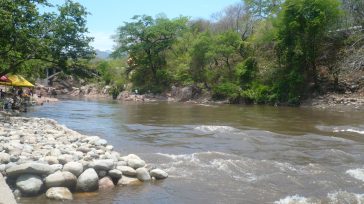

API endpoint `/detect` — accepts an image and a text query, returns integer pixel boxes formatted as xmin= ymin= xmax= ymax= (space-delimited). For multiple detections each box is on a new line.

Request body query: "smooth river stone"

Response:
xmin=136 ymin=168 xmax=151 ymax=181
xmin=45 ymin=171 xmax=77 ymax=190
xmin=6 ymin=163 xmax=55 ymax=177
xmin=16 ymin=174 xmax=43 ymax=196
xmin=63 ymin=162 xmax=84 ymax=177
xmin=117 ymin=166 xmax=137 ymax=177
xmin=76 ymin=168 xmax=99 ymax=192
xmin=46 ymin=187 xmax=73 ymax=200
xmin=127 ymin=159 xmax=145 ymax=169
xmin=150 ymin=169 xmax=168 ymax=179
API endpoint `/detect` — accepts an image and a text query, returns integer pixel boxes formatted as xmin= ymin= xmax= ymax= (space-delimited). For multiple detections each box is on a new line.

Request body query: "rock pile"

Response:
xmin=0 ymin=117 xmax=168 ymax=201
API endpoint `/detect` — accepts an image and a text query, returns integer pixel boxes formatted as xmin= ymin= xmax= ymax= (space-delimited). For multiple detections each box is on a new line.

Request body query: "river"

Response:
xmin=20 ymin=99 xmax=364 ymax=203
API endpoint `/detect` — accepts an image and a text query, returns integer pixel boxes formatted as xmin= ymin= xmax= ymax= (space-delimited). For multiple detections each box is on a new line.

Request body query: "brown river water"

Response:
xmin=20 ymin=99 xmax=364 ymax=204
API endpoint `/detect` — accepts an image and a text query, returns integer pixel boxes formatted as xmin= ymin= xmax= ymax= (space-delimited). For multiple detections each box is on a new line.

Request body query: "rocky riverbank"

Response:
xmin=0 ymin=116 xmax=168 ymax=201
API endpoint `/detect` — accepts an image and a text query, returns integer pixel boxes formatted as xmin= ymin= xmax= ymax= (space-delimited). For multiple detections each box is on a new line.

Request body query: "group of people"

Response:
xmin=0 ymin=87 xmax=34 ymax=112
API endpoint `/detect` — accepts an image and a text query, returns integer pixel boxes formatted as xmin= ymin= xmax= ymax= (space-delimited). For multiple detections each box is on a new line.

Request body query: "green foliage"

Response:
xmin=236 ymin=57 xmax=258 ymax=89
xmin=106 ymin=0 xmax=349 ymax=106
xmin=242 ymin=83 xmax=272 ymax=104
xmin=0 ymin=0 xmax=94 ymax=75
xmin=274 ymin=0 xmax=341 ymax=103
xmin=244 ymin=0 xmax=283 ymax=18
xmin=212 ymin=82 xmax=241 ymax=101
xmin=112 ymin=15 xmax=188 ymax=92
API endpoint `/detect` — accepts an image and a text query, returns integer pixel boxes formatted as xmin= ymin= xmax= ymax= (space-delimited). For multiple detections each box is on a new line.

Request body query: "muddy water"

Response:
xmin=22 ymin=99 xmax=364 ymax=203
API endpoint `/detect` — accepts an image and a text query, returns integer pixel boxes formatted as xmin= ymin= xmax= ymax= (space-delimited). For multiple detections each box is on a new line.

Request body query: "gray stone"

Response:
xmin=98 ymin=176 xmax=114 ymax=190
xmin=6 ymin=163 xmax=55 ymax=177
xmin=0 ymin=152 xmax=10 ymax=164
xmin=9 ymin=155 xmax=19 ymax=163
xmin=45 ymin=171 xmax=77 ymax=190
xmin=50 ymin=164 xmax=63 ymax=172
xmin=150 ymin=169 xmax=168 ymax=179
xmin=57 ymin=154 xmax=73 ymax=165
xmin=89 ymin=159 xmax=114 ymax=171
xmin=136 ymin=168 xmax=151 ymax=181
xmin=98 ymin=170 xmax=107 ymax=178
xmin=44 ymin=156 xmax=59 ymax=165
xmin=76 ymin=168 xmax=99 ymax=192
xmin=46 ymin=187 xmax=73 ymax=200
xmin=16 ymin=174 xmax=43 ymax=196
xmin=127 ymin=159 xmax=145 ymax=169
xmin=117 ymin=161 xmax=127 ymax=166
xmin=117 ymin=166 xmax=137 ymax=177
xmin=63 ymin=162 xmax=83 ymax=177
xmin=108 ymin=169 xmax=122 ymax=180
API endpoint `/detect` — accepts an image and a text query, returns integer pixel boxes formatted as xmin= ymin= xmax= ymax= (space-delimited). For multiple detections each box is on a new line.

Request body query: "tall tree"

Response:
xmin=0 ymin=0 xmax=94 ymax=75
xmin=112 ymin=15 xmax=188 ymax=89
xmin=274 ymin=0 xmax=341 ymax=103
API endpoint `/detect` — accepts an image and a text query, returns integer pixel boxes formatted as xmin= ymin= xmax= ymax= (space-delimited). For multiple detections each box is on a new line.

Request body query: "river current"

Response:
xmin=21 ymin=99 xmax=364 ymax=204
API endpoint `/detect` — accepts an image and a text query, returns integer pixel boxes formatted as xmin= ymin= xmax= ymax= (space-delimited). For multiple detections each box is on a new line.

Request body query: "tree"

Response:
xmin=112 ymin=15 xmax=188 ymax=90
xmin=0 ymin=0 xmax=94 ymax=76
xmin=244 ymin=0 xmax=283 ymax=19
xmin=274 ymin=0 xmax=341 ymax=103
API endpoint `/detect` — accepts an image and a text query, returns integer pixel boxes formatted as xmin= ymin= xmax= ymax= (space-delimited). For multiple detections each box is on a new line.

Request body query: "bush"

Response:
xmin=212 ymin=82 xmax=241 ymax=101
xmin=242 ymin=83 xmax=272 ymax=104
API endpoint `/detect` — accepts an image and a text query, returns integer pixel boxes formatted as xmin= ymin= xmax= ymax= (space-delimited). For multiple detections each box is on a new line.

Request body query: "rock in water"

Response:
xmin=117 ymin=166 xmax=137 ymax=177
xmin=16 ymin=174 xmax=43 ymax=196
xmin=98 ymin=177 xmax=114 ymax=190
xmin=45 ymin=171 xmax=77 ymax=190
xmin=63 ymin=162 xmax=83 ymax=177
xmin=46 ymin=187 xmax=73 ymax=200
xmin=76 ymin=168 xmax=99 ymax=192
xmin=117 ymin=176 xmax=142 ymax=186
xmin=150 ymin=169 xmax=168 ymax=179
xmin=127 ymin=159 xmax=145 ymax=169
xmin=136 ymin=168 xmax=151 ymax=181
xmin=108 ymin=169 xmax=122 ymax=180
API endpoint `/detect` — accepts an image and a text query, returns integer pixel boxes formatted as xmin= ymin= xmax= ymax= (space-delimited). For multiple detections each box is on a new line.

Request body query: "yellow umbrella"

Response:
xmin=0 ymin=75 xmax=34 ymax=87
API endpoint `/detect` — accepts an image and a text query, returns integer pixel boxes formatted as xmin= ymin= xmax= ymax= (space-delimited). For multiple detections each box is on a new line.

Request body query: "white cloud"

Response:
xmin=89 ymin=32 xmax=115 ymax=51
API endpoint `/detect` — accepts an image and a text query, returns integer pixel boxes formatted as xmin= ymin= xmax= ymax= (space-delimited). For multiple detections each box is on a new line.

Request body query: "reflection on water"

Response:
xmin=22 ymin=99 xmax=364 ymax=204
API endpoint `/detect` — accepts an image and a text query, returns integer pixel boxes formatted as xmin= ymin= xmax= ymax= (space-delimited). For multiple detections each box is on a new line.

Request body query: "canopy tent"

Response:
xmin=0 ymin=75 xmax=34 ymax=87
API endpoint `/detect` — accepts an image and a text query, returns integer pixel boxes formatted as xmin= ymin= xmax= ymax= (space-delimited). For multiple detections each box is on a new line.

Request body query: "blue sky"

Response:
xmin=46 ymin=0 xmax=240 ymax=51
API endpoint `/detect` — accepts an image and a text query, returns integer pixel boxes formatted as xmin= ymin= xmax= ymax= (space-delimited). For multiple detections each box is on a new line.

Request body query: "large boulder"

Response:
xmin=136 ymin=168 xmax=151 ymax=181
xmin=98 ymin=176 xmax=115 ymax=190
xmin=150 ymin=169 xmax=168 ymax=179
xmin=6 ymin=163 xmax=55 ymax=177
xmin=16 ymin=174 xmax=43 ymax=196
xmin=45 ymin=171 xmax=77 ymax=190
xmin=46 ymin=187 xmax=73 ymax=200
xmin=76 ymin=168 xmax=99 ymax=192
xmin=127 ymin=159 xmax=145 ymax=169
xmin=63 ymin=162 xmax=83 ymax=177
xmin=117 ymin=166 xmax=137 ymax=177
xmin=89 ymin=159 xmax=114 ymax=171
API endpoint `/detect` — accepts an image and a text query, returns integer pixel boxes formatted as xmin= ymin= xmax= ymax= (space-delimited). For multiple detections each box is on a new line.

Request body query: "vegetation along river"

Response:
xmin=21 ymin=99 xmax=364 ymax=203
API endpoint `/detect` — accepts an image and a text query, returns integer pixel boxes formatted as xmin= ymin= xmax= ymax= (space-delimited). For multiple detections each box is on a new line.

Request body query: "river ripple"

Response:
xmin=21 ymin=99 xmax=364 ymax=204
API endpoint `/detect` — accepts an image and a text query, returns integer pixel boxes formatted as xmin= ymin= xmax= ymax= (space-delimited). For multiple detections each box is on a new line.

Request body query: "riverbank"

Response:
xmin=0 ymin=116 xmax=168 ymax=202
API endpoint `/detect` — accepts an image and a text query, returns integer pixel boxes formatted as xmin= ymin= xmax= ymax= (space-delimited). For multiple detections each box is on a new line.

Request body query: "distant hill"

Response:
xmin=96 ymin=49 xmax=112 ymax=59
